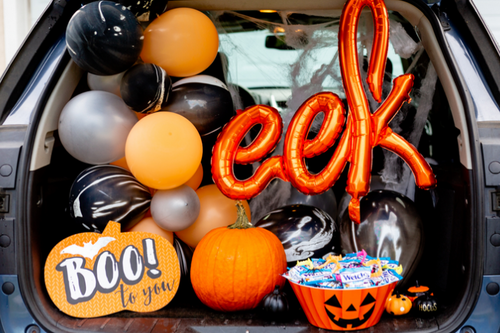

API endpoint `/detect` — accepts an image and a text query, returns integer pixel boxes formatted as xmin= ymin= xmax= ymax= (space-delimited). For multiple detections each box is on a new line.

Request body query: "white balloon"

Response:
xmin=58 ymin=91 xmax=137 ymax=164
xmin=150 ymin=185 xmax=200 ymax=232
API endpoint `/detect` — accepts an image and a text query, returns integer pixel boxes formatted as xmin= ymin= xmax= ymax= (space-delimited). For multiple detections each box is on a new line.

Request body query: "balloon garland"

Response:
xmin=211 ymin=0 xmax=437 ymax=223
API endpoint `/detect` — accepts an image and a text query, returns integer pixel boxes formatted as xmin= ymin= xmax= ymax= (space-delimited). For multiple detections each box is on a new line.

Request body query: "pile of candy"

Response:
xmin=284 ymin=250 xmax=403 ymax=289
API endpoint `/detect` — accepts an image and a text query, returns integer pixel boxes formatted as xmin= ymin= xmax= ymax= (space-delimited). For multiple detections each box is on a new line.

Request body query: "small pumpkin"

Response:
xmin=261 ymin=285 xmax=289 ymax=319
xmin=407 ymin=280 xmax=429 ymax=302
xmin=385 ymin=291 xmax=412 ymax=316
xmin=414 ymin=293 xmax=438 ymax=316
xmin=190 ymin=201 xmax=287 ymax=311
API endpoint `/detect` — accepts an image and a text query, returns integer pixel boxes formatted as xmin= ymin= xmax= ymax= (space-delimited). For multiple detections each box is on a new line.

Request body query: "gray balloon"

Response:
xmin=58 ymin=91 xmax=138 ymax=164
xmin=339 ymin=190 xmax=424 ymax=287
xmin=87 ymin=72 xmax=125 ymax=97
xmin=150 ymin=185 xmax=200 ymax=232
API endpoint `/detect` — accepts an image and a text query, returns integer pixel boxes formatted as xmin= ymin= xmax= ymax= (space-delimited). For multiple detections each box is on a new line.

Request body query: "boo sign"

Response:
xmin=44 ymin=222 xmax=180 ymax=318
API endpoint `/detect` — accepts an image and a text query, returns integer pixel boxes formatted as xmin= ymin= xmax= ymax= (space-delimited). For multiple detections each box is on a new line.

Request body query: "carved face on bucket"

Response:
xmin=324 ymin=293 xmax=376 ymax=329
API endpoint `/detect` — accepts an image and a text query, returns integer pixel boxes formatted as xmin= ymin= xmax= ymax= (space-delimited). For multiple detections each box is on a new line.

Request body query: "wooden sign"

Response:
xmin=44 ymin=221 xmax=180 ymax=318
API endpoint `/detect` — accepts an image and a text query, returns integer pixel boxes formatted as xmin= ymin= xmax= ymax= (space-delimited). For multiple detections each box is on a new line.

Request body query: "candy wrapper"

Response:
xmin=283 ymin=250 xmax=403 ymax=289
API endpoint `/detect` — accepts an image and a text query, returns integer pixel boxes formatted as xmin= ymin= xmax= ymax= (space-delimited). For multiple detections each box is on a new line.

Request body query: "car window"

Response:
xmin=217 ymin=11 xmax=405 ymax=112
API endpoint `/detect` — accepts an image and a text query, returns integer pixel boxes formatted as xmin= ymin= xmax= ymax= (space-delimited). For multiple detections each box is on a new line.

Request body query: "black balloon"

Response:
xmin=173 ymin=236 xmax=193 ymax=279
xmin=161 ymin=75 xmax=234 ymax=136
xmin=339 ymin=190 xmax=423 ymax=286
xmin=287 ymin=188 xmax=337 ymax=222
xmin=337 ymin=175 xmax=387 ymax=223
xmin=66 ymin=1 xmax=143 ymax=75
xmin=121 ymin=63 xmax=172 ymax=113
xmin=118 ymin=0 xmax=168 ymax=20
xmin=118 ymin=0 xmax=153 ymax=17
xmin=255 ymin=205 xmax=340 ymax=267
xmin=69 ymin=165 xmax=151 ymax=232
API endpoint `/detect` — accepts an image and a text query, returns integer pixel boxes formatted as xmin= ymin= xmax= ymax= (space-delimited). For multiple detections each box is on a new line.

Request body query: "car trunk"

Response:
xmin=6 ymin=0 xmax=482 ymax=332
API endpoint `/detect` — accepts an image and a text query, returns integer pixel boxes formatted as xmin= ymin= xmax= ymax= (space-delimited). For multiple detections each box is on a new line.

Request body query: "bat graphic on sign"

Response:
xmin=60 ymin=237 xmax=116 ymax=260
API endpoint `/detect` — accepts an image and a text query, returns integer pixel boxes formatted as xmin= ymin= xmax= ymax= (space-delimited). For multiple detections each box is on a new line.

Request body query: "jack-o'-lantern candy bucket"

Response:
xmin=289 ymin=280 xmax=396 ymax=331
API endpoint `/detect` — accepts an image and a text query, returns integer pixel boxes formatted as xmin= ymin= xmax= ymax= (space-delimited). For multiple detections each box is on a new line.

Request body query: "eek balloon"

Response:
xmin=339 ymin=190 xmax=424 ymax=286
xmin=69 ymin=165 xmax=151 ymax=232
xmin=255 ymin=205 xmax=340 ymax=266
xmin=66 ymin=1 xmax=143 ymax=75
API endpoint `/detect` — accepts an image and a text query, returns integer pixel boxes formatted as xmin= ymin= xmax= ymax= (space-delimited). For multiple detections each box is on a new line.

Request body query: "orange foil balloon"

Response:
xmin=175 ymin=185 xmax=251 ymax=248
xmin=141 ymin=8 xmax=219 ymax=77
xmin=283 ymin=92 xmax=347 ymax=195
xmin=211 ymin=105 xmax=288 ymax=200
xmin=211 ymin=0 xmax=437 ymax=223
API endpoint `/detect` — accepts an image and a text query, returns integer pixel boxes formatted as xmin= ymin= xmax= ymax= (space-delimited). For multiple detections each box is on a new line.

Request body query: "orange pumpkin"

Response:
xmin=385 ymin=291 xmax=412 ymax=316
xmin=44 ymin=221 xmax=180 ymax=318
xmin=190 ymin=202 xmax=287 ymax=311
xmin=407 ymin=280 xmax=430 ymax=302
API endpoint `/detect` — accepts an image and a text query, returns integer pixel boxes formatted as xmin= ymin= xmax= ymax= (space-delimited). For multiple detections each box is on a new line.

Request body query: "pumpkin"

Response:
xmin=385 ymin=291 xmax=412 ymax=316
xmin=261 ymin=285 xmax=289 ymax=319
xmin=190 ymin=202 xmax=287 ymax=311
xmin=44 ymin=221 xmax=180 ymax=318
xmin=407 ymin=280 xmax=430 ymax=302
xmin=414 ymin=293 xmax=438 ymax=316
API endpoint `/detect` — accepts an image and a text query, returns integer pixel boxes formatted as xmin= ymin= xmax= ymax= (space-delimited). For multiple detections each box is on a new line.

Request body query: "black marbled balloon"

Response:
xmin=173 ymin=236 xmax=193 ymax=289
xmin=118 ymin=0 xmax=168 ymax=19
xmin=69 ymin=165 xmax=151 ymax=232
xmin=121 ymin=63 xmax=172 ymax=113
xmin=162 ymin=75 xmax=234 ymax=136
xmin=66 ymin=1 xmax=143 ymax=75
xmin=339 ymin=190 xmax=424 ymax=286
xmin=255 ymin=204 xmax=340 ymax=267
xmin=118 ymin=0 xmax=153 ymax=16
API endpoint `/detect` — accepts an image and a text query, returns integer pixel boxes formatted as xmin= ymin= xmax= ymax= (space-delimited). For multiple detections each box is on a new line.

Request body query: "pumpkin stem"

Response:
xmin=396 ymin=291 xmax=401 ymax=298
xmin=273 ymin=285 xmax=280 ymax=294
xmin=228 ymin=200 xmax=254 ymax=229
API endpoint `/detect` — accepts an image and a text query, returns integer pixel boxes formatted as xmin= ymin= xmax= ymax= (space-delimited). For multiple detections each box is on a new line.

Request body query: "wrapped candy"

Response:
xmin=283 ymin=250 xmax=403 ymax=289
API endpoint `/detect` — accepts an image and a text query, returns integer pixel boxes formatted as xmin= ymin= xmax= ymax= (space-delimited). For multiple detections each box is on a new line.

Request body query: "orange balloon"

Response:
xmin=110 ymin=156 xmax=130 ymax=171
xmin=175 ymin=185 xmax=251 ymax=248
xmin=184 ymin=163 xmax=203 ymax=190
xmin=141 ymin=8 xmax=219 ymax=77
xmin=135 ymin=112 xmax=148 ymax=120
xmin=125 ymin=112 xmax=203 ymax=190
xmin=126 ymin=216 xmax=174 ymax=245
